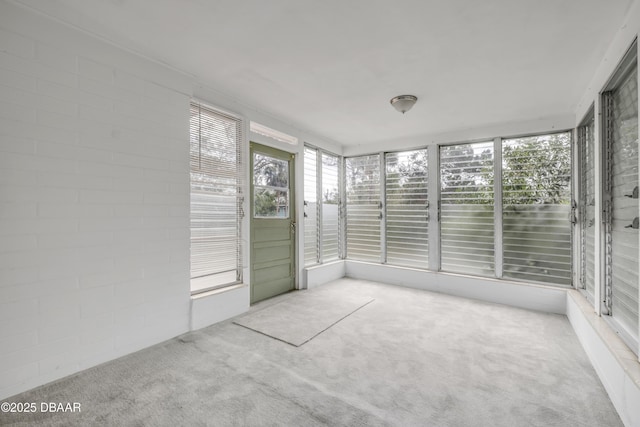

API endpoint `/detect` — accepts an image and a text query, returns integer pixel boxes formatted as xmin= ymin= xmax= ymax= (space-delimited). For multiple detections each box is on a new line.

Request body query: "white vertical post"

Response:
xmin=316 ymin=149 xmax=323 ymax=264
xmin=494 ymin=137 xmax=503 ymax=279
xmin=594 ymin=95 xmax=603 ymax=316
xmin=637 ymin=43 xmax=640 ymax=361
xmin=380 ymin=152 xmax=387 ymax=264
xmin=340 ymin=156 xmax=347 ymax=260
xmin=428 ymin=144 xmax=440 ymax=271
xmin=572 ymin=129 xmax=580 ymax=290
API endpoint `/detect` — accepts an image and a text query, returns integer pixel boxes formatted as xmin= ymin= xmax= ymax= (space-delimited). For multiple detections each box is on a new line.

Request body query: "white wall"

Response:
xmin=567 ymin=291 xmax=640 ymax=427
xmin=0 ymin=1 xmax=193 ymax=399
xmin=342 ymin=113 xmax=575 ymax=157
xmin=305 ymin=261 xmax=346 ymax=289
xmin=0 ymin=2 xmax=345 ymax=400
xmin=575 ymin=1 xmax=640 ymax=123
xmin=345 ymin=261 xmax=567 ymax=314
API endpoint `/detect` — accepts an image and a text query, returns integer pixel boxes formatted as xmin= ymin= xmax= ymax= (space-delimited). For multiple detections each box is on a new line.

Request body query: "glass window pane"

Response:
xmin=304 ymin=147 xmax=319 ymax=265
xmin=189 ymin=102 xmax=243 ymax=292
xmin=254 ymin=188 xmax=289 ymax=218
xmin=385 ymin=149 xmax=429 ymax=268
xmin=579 ymin=113 xmax=596 ymax=301
xmin=608 ymin=64 xmax=639 ymax=339
xmin=253 ymin=152 xmax=290 ymax=219
xmin=253 ymin=153 xmax=288 ymax=188
xmin=322 ymin=153 xmax=341 ymax=261
xmin=502 ymin=132 xmax=572 ymax=285
xmin=346 ymin=155 xmax=381 ymax=262
xmin=440 ymin=142 xmax=494 ymax=276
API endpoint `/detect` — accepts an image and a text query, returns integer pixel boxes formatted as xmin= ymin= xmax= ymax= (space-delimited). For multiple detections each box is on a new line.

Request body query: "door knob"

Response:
xmin=624 ymin=217 xmax=639 ymax=229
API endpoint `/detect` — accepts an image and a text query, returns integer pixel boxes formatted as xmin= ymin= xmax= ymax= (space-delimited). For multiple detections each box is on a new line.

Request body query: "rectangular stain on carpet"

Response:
xmin=233 ymin=292 xmax=374 ymax=346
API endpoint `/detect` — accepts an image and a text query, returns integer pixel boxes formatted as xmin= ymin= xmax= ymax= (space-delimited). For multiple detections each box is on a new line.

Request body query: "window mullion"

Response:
xmin=380 ymin=152 xmax=387 ymax=264
xmin=494 ymin=137 xmax=503 ymax=279
xmin=316 ymin=149 xmax=323 ymax=264
xmin=339 ymin=156 xmax=346 ymax=259
xmin=428 ymin=144 xmax=440 ymax=271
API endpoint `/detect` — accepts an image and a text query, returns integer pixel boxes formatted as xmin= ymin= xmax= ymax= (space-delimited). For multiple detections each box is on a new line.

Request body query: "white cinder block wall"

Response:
xmin=0 ymin=2 xmax=193 ymax=399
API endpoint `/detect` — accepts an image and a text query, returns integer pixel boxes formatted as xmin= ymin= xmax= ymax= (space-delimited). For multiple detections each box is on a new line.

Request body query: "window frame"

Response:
xmin=500 ymin=131 xmax=574 ymax=286
xmin=303 ymin=144 xmax=343 ymax=265
xmin=189 ymin=100 xmax=245 ymax=295
xmin=577 ymin=106 xmax=597 ymax=304
xmin=600 ymin=40 xmax=639 ymax=353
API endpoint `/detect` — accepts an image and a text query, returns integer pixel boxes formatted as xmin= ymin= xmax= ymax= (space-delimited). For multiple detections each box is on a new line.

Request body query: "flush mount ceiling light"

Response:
xmin=390 ymin=95 xmax=418 ymax=114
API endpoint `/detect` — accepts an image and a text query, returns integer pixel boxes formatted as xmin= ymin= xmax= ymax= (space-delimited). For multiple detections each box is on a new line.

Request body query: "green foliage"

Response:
xmin=254 ymin=189 xmax=277 ymax=216
xmin=502 ymin=133 xmax=571 ymax=206
xmin=344 ymin=134 xmax=572 ymax=208
xmin=322 ymin=155 xmax=340 ymax=204
xmin=253 ymin=154 xmax=289 ymax=217
xmin=436 ymin=134 xmax=571 ymax=206
xmin=440 ymin=144 xmax=494 ymax=205
xmin=346 ymin=155 xmax=380 ymax=203
xmin=386 ymin=150 xmax=428 ymax=205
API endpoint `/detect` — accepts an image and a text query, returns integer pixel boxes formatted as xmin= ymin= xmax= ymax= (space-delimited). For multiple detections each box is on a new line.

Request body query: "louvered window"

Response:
xmin=604 ymin=55 xmax=638 ymax=343
xmin=385 ymin=150 xmax=429 ymax=268
xmin=579 ymin=111 xmax=596 ymax=301
xmin=304 ymin=147 xmax=319 ymax=266
xmin=502 ymin=132 xmax=572 ymax=285
xmin=189 ymin=102 xmax=244 ymax=293
xmin=322 ymin=153 xmax=341 ymax=261
xmin=440 ymin=142 xmax=494 ymax=276
xmin=346 ymin=155 xmax=381 ymax=262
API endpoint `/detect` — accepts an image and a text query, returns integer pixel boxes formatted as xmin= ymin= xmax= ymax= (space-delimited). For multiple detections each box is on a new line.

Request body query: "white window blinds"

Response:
xmin=189 ymin=102 xmax=244 ymax=293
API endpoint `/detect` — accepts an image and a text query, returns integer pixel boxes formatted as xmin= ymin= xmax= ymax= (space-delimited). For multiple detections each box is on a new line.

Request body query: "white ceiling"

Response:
xmin=15 ymin=0 xmax=634 ymax=146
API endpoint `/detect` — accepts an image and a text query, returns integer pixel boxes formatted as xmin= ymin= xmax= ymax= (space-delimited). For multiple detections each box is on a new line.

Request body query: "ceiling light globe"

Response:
xmin=390 ymin=95 xmax=418 ymax=114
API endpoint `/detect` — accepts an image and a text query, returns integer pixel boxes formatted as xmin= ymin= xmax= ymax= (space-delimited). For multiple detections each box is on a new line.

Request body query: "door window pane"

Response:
xmin=502 ymin=132 xmax=572 ymax=285
xmin=253 ymin=153 xmax=289 ymax=218
xmin=440 ymin=142 xmax=494 ymax=276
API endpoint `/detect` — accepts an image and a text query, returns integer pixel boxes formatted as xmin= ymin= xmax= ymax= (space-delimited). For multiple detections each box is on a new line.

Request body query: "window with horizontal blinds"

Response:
xmin=346 ymin=155 xmax=381 ymax=262
xmin=579 ymin=112 xmax=596 ymax=301
xmin=304 ymin=147 xmax=319 ymax=266
xmin=502 ymin=132 xmax=572 ymax=285
xmin=605 ymin=60 xmax=639 ymax=342
xmin=189 ymin=102 xmax=243 ymax=293
xmin=385 ymin=150 xmax=429 ymax=268
xmin=440 ymin=142 xmax=494 ymax=276
xmin=322 ymin=152 xmax=341 ymax=261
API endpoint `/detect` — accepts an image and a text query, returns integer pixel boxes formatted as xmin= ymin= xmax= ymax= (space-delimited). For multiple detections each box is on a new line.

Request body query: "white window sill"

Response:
xmin=191 ymin=283 xmax=247 ymax=300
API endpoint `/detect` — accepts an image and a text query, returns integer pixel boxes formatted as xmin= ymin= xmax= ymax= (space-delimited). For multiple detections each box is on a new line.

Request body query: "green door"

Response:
xmin=250 ymin=143 xmax=296 ymax=304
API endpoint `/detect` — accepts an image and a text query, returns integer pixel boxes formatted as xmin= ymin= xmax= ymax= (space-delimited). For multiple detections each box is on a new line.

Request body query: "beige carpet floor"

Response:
xmin=0 ymin=278 xmax=623 ymax=426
